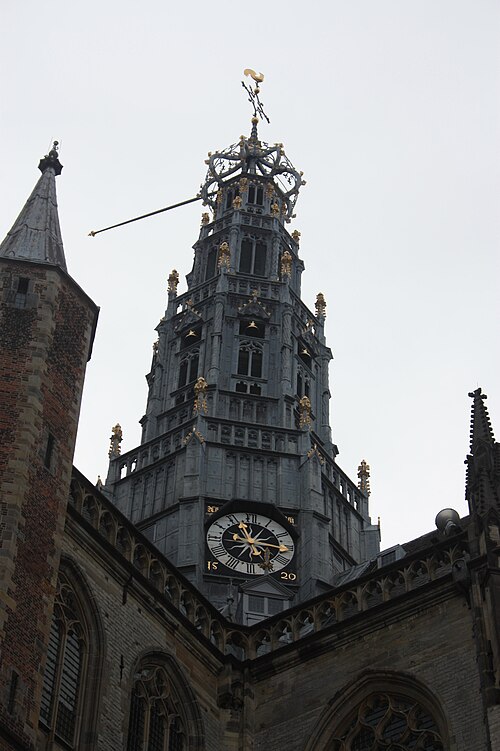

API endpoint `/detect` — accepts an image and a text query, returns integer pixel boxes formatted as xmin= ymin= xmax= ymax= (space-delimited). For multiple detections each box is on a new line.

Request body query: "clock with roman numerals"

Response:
xmin=206 ymin=511 xmax=295 ymax=577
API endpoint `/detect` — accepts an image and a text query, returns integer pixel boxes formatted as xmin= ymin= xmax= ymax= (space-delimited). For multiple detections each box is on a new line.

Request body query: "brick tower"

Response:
xmin=0 ymin=144 xmax=98 ymax=749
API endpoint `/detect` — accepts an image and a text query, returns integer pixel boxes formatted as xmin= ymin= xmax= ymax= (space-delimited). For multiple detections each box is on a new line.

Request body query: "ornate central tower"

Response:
xmin=105 ymin=77 xmax=379 ymax=618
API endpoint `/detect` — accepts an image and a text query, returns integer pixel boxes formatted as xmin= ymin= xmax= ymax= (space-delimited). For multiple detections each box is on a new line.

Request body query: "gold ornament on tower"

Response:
xmin=315 ymin=292 xmax=326 ymax=319
xmin=108 ymin=423 xmax=123 ymax=458
xmin=167 ymin=269 xmax=179 ymax=295
xmin=357 ymin=460 xmax=371 ymax=496
xmin=299 ymin=396 xmax=312 ymax=428
xmin=281 ymin=250 xmax=292 ymax=278
xmin=193 ymin=377 xmax=209 ymax=416
xmin=218 ymin=242 xmax=231 ymax=270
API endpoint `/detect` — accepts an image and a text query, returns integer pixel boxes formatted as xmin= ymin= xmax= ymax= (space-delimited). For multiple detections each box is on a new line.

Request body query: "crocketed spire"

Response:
xmin=0 ymin=142 xmax=66 ymax=271
xmin=465 ymin=388 xmax=500 ymax=516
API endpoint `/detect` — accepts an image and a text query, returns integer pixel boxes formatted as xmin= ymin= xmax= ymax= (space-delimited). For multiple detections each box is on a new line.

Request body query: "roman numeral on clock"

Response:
xmin=274 ymin=554 xmax=290 ymax=566
xmin=225 ymin=556 xmax=239 ymax=570
xmin=211 ymin=544 xmax=226 ymax=557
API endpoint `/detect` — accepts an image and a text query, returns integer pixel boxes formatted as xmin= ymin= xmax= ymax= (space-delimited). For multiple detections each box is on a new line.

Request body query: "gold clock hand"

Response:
xmin=255 ymin=542 xmax=290 ymax=552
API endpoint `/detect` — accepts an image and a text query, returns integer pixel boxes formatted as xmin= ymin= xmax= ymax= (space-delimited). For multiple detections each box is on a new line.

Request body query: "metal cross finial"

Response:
xmin=242 ymin=69 xmax=270 ymax=131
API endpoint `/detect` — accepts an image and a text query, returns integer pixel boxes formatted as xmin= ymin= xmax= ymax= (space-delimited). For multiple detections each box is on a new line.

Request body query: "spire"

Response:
xmin=0 ymin=142 xmax=67 ymax=271
xmin=465 ymin=388 xmax=500 ymax=516
xmin=468 ymin=387 xmax=495 ymax=452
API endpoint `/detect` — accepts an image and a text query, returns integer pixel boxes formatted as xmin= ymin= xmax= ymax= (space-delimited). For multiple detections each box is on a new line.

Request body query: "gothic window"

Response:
xmin=237 ymin=341 xmax=263 ymax=378
xmin=126 ymin=665 xmax=185 ymax=751
xmin=239 ymin=238 xmax=267 ymax=276
xmin=296 ymin=368 xmax=310 ymax=398
xmin=247 ymin=185 xmax=264 ymax=205
xmin=39 ymin=570 xmax=100 ymax=748
xmin=205 ymin=247 xmax=217 ymax=280
xmin=14 ymin=276 xmax=29 ymax=308
xmin=328 ymin=693 xmax=444 ymax=750
xmin=225 ymin=187 xmax=239 ymax=209
xmin=178 ymin=350 xmax=199 ymax=388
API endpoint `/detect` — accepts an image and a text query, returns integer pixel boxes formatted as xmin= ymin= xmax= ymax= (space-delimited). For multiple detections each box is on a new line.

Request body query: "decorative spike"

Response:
xmin=468 ymin=388 xmax=495 ymax=452
xmin=108 ymin=424 xmax=123 ymax=458
xmin=358 ymin=460 xmax=371 ymax=496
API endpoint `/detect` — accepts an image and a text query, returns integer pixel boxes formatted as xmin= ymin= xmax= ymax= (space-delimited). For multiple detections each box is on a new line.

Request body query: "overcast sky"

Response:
xmin=1 ymin=0 xmax=499 ymax=550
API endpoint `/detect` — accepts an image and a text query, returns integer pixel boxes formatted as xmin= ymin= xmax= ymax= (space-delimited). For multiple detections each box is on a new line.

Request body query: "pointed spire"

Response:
xmin=465 ymin=388 xmax=500 ymax=516
xmin=468 ymin=387 xmax=495 ymax=452
xmin=0 ymin=142 xmax=67 ymax=271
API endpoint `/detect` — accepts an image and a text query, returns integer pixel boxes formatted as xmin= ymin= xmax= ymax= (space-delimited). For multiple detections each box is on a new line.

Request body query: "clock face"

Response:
xmin=206 ymin=511 xmax=294 ymax=576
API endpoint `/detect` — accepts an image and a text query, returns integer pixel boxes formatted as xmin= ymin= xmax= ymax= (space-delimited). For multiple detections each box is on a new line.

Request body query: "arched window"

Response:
xmin=306 ymin=673 xmax=449 ymax=751
xmin=247 ymin=185 xmax=264 ymax=205
xmin=237 ymin=341 xmax=263 ymax=378
xmin=39 ymin=566 xmax=103 ymax=749
xmin=239 ymin=238 xmax=267 ymax=276
xmin=205 ymin=247 xmax=217 ymax=280
xmin=178 ymin=351 xmax=199 ymax=388
xmin=127 ymin=664 xmax=186 ymax=751
xmin=329 ymin=692 xmax=444 ymax=750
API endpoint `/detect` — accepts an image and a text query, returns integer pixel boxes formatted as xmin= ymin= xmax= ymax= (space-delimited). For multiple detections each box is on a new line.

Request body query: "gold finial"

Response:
xmin=357 ymin=459 xmax=371 ymax=496
xmin=266 ymin=182 xmax=275 ymax=198
xmin=232 ymin=195 xmax=242 ymax=210
xmin=270 ymin=201 xmax=280 ymax=217
xmin=299 ymin=396 xmax=312 ymax=429
xmin=201 ymin=212 xmax=210 ymax=225
xmin=239 ymin=177 xmax=249 ymax=193
xmin=292 ymin=229 xmax=301 ymax=243
xmin=315 ymin=292 xmax=326 ymax=319
xmin=193 ymin=377 xmax=209 ymax=416
xmin=218 ymin=241 xmax=231 ymax=270
xmin=281 ymin=250 xmax=292 ymax=278
xmin=167 ymin=269 xmax=179 ymax=295
xmin=109 ymin=423 xmax=123 ymax=458
xmin=216 ymin=189 xmax=223 ymax=205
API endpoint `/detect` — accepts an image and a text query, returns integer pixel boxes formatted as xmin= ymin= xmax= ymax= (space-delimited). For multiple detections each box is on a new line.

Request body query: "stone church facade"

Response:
xmin=1 ymin=114 xmax=500 ymax=750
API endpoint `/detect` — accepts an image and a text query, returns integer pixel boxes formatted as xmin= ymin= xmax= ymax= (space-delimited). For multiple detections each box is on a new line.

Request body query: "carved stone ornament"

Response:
xmin=291 ymin=229 xmax=301 ymax=243
xmin=232 ymin=195 xmax=242 ymax=210
xmin=280 ymin=250 xmax=292 ymax=278
xmin=167 ymin=269 xmax=179 ymax=295
xmin=299 ymin=396 xmax=312 ymax=429
xmin=271 ymin=202 xmax=280 ymax=217
xmin=357 ymin=459 xmax=371 ymax=496
xmin=108 ymin=423 xmax=123 ymax=458
xmin=315 ymin=292 xmax=326 ymax=319
xmin=218 ymin=242 xmax=231 ymax=270
xmin=201 ymin=212 xmax=210 ymax=225
xmin=193 ymin=377 xmax=208 ymax=415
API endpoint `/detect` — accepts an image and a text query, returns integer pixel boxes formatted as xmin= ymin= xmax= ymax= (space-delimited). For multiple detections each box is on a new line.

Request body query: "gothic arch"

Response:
xmin=124 ymin=649 xmax=205 ymax=750
xmin=304 ymin=670 xmax=451 ymax=751
xmin=40 ymin=556 xmax=105 ymax=750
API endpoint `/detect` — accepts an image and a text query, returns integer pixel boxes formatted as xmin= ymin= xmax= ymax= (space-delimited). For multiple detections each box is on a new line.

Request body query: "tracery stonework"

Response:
xmin=330 ymin=693 xmax=444 ymax=751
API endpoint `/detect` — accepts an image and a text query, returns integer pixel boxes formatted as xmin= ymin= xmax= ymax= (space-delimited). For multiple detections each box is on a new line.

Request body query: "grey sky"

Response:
xmin=1 ymin=0 xmax=499 ymax=549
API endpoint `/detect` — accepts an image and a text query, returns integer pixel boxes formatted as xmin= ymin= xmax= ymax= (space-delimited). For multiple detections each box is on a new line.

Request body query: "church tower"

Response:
xmin=105 ymin=77 xmax=379 ymax=617
xmin=0 ymin=145 xmax=98 ymax=748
